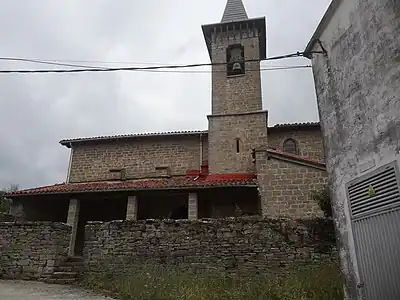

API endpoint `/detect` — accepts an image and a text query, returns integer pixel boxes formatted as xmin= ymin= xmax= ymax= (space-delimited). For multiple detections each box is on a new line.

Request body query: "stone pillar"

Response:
xmin=188 ymin=193 xmax=198 ymax=220
xmin=126 ymin=196 xmax=138 ymax=221
xmin=67 ymin=199 xmax=80 ymax=256
xmin=255 ymin=149 xmax=269 ymax=217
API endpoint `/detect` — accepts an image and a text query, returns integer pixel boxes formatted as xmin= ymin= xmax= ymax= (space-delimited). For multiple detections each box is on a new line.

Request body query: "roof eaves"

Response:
xmin=304 ymin=0 xmax=342 ymax=55
xmin=267 ymin=150 xmax=326 ymax=171
xmin=6 ymin=182 xmax=259 ymax=198
xmin=59 ymin=130 xmax=208 ymax=148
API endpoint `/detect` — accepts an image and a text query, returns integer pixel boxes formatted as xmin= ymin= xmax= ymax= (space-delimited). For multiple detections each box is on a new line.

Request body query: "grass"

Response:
xmin=81 ymin=262 xmax=344 ymax=300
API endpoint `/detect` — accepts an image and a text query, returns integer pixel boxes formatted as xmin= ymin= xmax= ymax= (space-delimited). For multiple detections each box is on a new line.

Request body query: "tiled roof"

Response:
xmin=270 ymin=122 xmax=320 ymax=129
xmin=267 ymin=149 xmax=326 ymax=168
xmin=60 ymin=123 xmax=320 ymax=148
xmin=60 ymin=130 xmax=208 ymax=148
xmin=6 ymin=173 xmax=258 ymax=197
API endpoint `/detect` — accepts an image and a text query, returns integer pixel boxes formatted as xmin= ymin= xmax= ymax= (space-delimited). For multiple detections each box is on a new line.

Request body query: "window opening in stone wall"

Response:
xmin=236 ymin=138 xmax=241 ymax=153
xmin=283 ymin=138 xmax=298 ymax=155
xmin=226 ymin=44 xmax=245 ymax=77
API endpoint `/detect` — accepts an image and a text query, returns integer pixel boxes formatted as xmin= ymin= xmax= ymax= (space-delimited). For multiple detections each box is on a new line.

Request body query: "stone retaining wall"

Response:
xmin=84 ymin=217 xmax=337 ymax=276
xmin=0 ymin=222 xmax=71 ymax=280
xmin=0 ymin=213 xmax=14 ymax=222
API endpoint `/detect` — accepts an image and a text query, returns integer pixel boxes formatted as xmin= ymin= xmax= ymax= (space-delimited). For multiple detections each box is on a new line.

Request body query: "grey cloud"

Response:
xmin=0 ymin=0 xmax=330 ymax=189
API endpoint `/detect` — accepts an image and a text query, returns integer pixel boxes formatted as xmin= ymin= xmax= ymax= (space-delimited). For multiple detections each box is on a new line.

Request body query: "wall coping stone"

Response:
xmin=0 ymin=221 xmax=71 ymax=229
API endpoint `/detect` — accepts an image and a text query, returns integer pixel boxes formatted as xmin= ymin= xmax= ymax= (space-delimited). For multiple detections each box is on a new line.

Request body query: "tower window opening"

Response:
xmin=227 ymin=44 xmax=245 ymax=77
xmin=236 ymin=138 xmax=241 ymax=153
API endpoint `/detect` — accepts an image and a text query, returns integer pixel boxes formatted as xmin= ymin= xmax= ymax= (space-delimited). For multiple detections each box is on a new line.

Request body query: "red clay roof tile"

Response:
xmin=7 ymin=173 xmax=258 ymax=197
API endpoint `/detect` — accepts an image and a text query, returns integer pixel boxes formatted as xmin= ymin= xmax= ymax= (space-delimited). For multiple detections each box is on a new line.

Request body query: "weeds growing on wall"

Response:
xmin=81 ymin=262 xmax=344 ymax=300
xmin=312 ymin=186 xmax=332 ymax=218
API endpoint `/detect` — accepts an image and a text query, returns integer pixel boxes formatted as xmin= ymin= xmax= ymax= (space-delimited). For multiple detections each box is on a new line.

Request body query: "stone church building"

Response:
xmin=7 ymin=0 xmax=327 ymax=255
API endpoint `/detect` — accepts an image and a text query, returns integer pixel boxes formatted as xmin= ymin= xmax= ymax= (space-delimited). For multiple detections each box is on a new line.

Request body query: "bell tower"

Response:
xmin=202 ymin=0 xmax=268 ymax=174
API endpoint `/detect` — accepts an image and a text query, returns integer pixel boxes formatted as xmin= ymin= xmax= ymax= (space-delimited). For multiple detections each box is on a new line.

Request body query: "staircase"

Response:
xmin=40 ymin=256 xmax=84 ymax=285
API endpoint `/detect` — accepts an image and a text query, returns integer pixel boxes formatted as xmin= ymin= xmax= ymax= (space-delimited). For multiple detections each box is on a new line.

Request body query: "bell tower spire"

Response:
xmin=221 ymin=0 xmax=248 ymax=23
xmin=201 ymin=1 xmax=268 ymax=175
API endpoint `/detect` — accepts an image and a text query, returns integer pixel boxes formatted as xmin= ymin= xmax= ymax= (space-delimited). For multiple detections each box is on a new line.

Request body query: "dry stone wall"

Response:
xmin=0 ymin=222 xmax=71 ymax=280
xmin=0 ymin=213 xmax=14 ymax=222
xmin=84 ymin=217 xmax=337 ymax=276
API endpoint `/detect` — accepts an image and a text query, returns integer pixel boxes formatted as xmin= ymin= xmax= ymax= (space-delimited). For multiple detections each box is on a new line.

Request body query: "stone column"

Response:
xmin=126 ymin=196 xmax=138 ymax=221
xmin=255 ymin=149 xmax=269 ymax=217
xmin=67 ymin=199 xmax=80 ymax=256
xmin=188 ymin=193 xmax=198 ymax=220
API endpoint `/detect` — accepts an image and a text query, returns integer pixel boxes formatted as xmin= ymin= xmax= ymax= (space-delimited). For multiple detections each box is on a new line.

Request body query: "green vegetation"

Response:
xmin=312 ymin=186 xmax=332 ymax=218
xmin=82 ymin=262 xmax=344 ymax=300
xmin=0 ymin=184 xmax=18 ymax=213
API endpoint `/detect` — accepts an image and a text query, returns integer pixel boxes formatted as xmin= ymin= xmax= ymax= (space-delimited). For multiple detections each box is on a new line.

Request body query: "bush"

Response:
xmin=81 ymin=262 xmax=344 ymax=300
xmin=312 ymin=186 xmax=332 ymax=218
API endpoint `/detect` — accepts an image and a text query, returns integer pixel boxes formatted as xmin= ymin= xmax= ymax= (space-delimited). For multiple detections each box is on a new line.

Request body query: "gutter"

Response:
xmin=199 ymin=133 xmax=203 ymax=170
xmin=65 ymin=146 xmax=73 ymax=183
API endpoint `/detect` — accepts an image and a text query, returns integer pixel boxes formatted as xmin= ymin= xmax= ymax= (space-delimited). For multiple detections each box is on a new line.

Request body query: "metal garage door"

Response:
xmin=347 ymin=161 xmax=400 ymax=300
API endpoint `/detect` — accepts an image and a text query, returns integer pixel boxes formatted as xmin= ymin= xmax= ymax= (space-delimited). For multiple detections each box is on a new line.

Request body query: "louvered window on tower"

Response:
xmin=346 ymin=161 xmax=400 ymax=220
xmin=227 ymin=44 xmax=245 ymax=76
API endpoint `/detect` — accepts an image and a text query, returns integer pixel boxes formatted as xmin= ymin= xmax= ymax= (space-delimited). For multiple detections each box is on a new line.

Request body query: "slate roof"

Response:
xmin=221 ymin=0 xmax=248 ymax=23
xmin=6 ymin=173 xmax=258 ymax=197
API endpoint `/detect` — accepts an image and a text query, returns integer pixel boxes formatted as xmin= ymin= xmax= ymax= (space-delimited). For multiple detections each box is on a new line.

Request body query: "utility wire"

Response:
xmin=0 ymin=57 xmax=105 ymax=69
xmin=132 ymin=65 xmax=311 ymax=73
xmin=0 ymin=51 xmax=319 ymax=74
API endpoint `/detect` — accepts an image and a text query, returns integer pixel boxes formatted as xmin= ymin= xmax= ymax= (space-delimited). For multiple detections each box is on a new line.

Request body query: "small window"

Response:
xmin=235 ymin=138 xmax=241 ymax=153
xmin=226 ymin=44 xmax=245 ymax=77
xmin=283 ymin=138 xmax=298 ymax=155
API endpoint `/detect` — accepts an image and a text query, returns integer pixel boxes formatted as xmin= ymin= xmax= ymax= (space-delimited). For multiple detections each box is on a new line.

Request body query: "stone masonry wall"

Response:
xmin=69 ymin=134 xmax=208 ymax=183
xmin=84 ymin=217 xmax=337 ymax=276
xmin=268 ymin=129 xmax=325 ymax=160
xmin=0 ymin=222 xmax=71 ymax=280
xmin=208 ymin=111 xmax=267 ymax=174
xmin=211 ymin=29 xmax=262 ymax=115
xmin=262 ymin=158 xmax=327 ymax=218
xmin=0 ymin=213 xmax=14 ymax=222
xmin=310 ymin=0 xmax=399 ymax=297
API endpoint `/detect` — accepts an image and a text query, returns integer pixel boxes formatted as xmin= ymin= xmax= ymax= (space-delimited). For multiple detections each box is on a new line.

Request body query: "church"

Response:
xmin=7 ymin=0 xmax=327 ymax=256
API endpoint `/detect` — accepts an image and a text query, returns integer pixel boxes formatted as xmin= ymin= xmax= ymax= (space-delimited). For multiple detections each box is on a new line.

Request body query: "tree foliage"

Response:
xmin=0 ymin=184 xmax=19 ymax=213
xmin=312 ymin=186 xmax=332 ymax=218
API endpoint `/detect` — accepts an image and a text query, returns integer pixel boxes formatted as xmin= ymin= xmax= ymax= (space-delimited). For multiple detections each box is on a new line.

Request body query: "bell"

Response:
xmin=232 ymin=62 xmax=242 ymax=71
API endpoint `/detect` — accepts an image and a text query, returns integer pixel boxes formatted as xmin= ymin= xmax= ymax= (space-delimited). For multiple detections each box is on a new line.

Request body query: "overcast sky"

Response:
xmin=0 ymin=0 xmax=331 ymax=190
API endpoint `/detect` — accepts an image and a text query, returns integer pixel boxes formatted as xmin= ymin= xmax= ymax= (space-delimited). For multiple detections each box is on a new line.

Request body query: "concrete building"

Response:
xmin=305 ymin=0 xmax=400 ymax=299
xmin=8 ymin=0 xmax=327 ymax=257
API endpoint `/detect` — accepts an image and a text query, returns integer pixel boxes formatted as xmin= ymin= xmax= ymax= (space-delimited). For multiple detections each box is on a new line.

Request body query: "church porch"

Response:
xmin=7 ymin=174 xmax=259 ymax=256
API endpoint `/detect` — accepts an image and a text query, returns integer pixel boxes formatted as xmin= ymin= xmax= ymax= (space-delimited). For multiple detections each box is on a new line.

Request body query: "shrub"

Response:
xmin=312 ymin=186 xmax=332 ymax=218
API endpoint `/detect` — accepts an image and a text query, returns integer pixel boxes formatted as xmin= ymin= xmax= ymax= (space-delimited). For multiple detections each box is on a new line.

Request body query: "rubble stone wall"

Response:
xmin=84 ymin=217 xmax=337 ymax=276
xmin=0 ymin=222 xmax=71 ymax=280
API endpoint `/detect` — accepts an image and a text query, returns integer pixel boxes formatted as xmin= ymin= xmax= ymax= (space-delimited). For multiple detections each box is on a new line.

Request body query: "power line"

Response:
xmin=0 ymin=51 xmax=318 ymax=74
xmin=132 ymin=65 xmax=311 ymax=73
xmin=0 ymin=57 xmax=105 ymax=69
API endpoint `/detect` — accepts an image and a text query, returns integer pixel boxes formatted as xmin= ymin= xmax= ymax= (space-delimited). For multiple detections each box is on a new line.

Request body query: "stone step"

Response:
xmin=44 ymin=278 xmax=77 ymax=285
xmin=65 ymin=256 xmax=84 ymax=263
xmin=51 ymin=271 xmax=78 ymax=279
xmin=56 ymin=265 xmax=84 ymax=272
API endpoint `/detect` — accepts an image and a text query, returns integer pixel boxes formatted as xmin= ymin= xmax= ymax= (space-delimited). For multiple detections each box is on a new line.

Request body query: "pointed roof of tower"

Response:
xmin=221 ymin=0 xmax=248 ymax=23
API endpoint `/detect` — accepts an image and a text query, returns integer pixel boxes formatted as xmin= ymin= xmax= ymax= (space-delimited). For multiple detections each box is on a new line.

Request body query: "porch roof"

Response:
xmin=7 ymin=173 xmax=258 ymax=198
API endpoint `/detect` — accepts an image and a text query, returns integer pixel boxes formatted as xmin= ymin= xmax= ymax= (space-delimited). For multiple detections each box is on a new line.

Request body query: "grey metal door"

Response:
xmin=347 ymin=161 xmax=400 ymax=300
